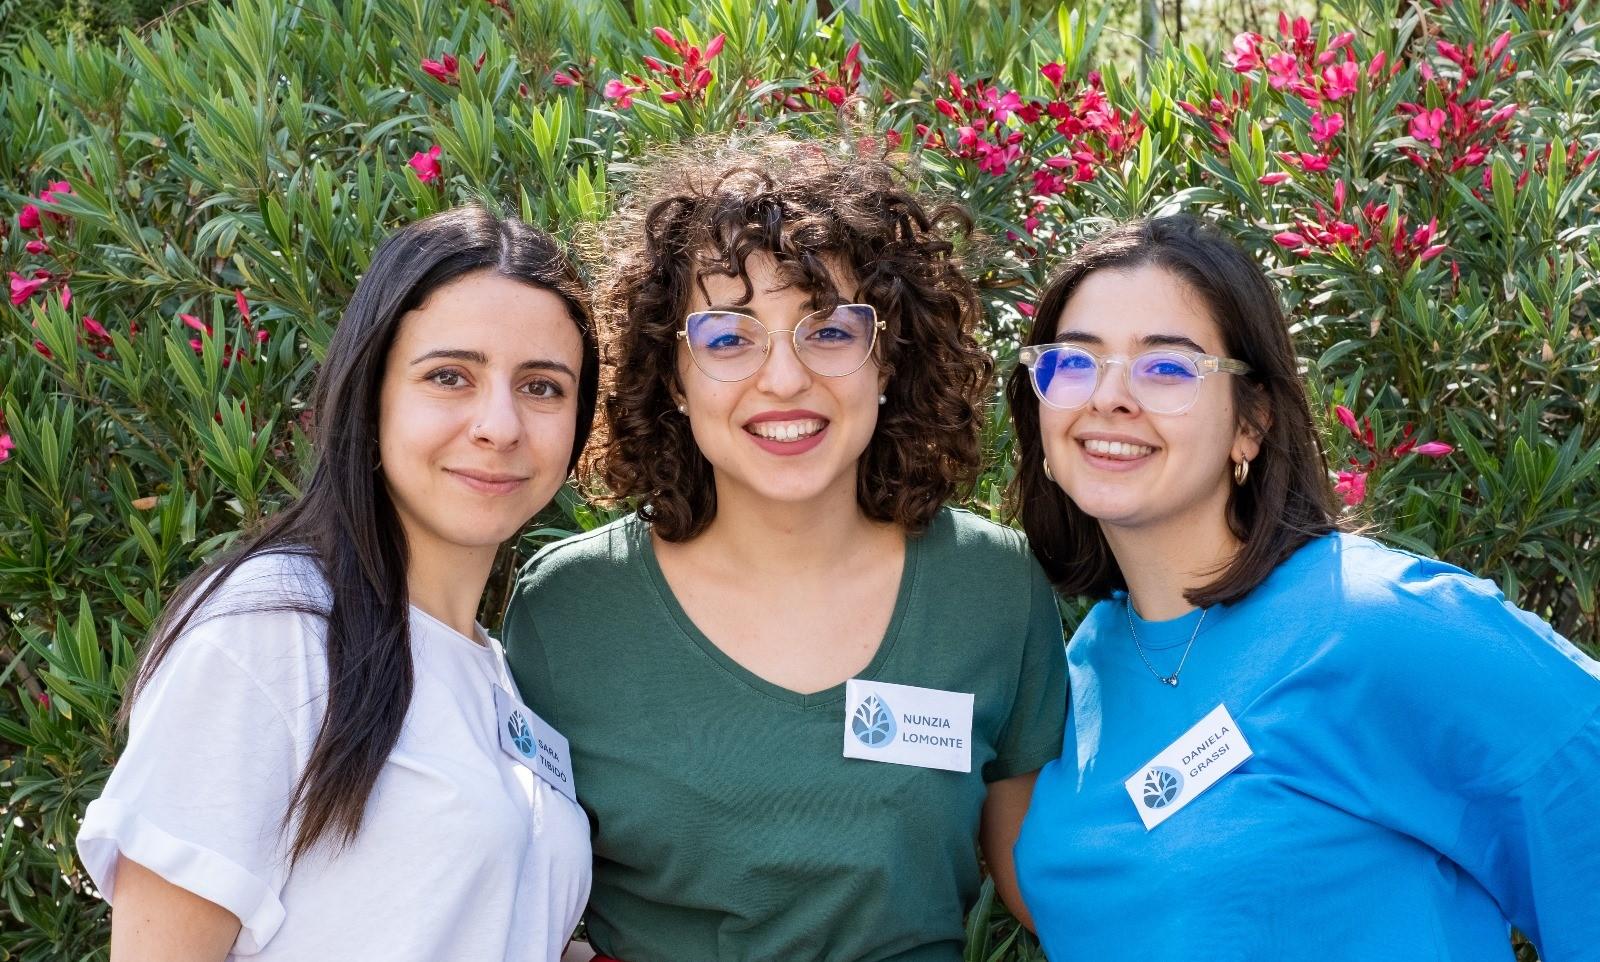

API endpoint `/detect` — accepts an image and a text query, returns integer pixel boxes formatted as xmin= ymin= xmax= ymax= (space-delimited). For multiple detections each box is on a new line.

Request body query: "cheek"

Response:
xmin=378 ymin=393 xmax=461 ymax=469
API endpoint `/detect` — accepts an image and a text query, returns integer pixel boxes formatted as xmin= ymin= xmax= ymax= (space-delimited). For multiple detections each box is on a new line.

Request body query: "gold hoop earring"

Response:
xmin=1043 ymin=459 xmax=1055 ymax=482
xmin=1233 ymin=456 xmax=1250 ymax=486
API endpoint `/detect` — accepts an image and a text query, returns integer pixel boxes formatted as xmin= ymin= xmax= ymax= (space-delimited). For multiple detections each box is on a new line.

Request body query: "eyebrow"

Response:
xmin=410 ymin=348 xmax=577 ymax=379
xmin=1055 ymin=329 xmax=1209 ymax=354
xmin=698 ymin=295 xmax=842 ymax=318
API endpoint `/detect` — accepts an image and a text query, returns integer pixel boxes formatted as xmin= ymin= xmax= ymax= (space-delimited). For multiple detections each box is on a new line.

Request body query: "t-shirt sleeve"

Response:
xmin=75 ymin=614 xmax=308 ymax=953
xmin=984 ymin=561 xmax=1068 ymax=782
xmin=1346 ymin=565 xmax=1600 ymax=958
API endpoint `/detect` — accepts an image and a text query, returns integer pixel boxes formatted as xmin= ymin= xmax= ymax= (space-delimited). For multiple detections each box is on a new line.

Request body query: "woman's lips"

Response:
xmin=445 ymin=468 xmax=530 ymax=495
xmin=1077 ymin=437 xmax=1158 ymax=471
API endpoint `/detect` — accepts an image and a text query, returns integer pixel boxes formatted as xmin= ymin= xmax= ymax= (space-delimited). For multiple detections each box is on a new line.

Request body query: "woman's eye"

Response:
xmin=428 ymin=369 xmax=466 ymax=387
xmin=523 ymin=379 xmax=565 ymax=399
xmin=706 ymin=333 xmax=750 ymax=350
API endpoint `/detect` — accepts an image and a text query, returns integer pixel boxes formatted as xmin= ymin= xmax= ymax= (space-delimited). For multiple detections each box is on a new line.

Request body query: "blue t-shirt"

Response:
xmin=1015 ymin=533 xmax=1600 ymax=960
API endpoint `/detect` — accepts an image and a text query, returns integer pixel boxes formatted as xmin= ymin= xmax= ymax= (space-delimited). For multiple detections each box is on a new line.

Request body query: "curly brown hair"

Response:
xmin=586 ymin=133 xmax=993 ymax=542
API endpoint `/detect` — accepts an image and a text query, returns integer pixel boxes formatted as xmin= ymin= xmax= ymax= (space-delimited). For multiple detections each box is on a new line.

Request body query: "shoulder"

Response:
xmin=170 ymin=548 xmax=331 ymax=683
xmin=517 ymin=514 xmax=641 ymax=592
xmin=1261 ymin=532 xmax=1527 ymax=628
xmin=921 ymin=506 xmax=1034 ymax=573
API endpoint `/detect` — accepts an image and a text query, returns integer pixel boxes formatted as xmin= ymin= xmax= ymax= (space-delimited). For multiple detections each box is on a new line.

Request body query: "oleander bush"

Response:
xmin=1 ymin=0 xmax=1595 ymax=957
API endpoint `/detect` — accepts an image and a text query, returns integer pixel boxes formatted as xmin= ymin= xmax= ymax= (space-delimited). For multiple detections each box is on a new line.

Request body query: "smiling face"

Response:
xmin=377 ymin=269 xmax=584 ymax=561
xmin=675 ymin=252 xmax=886 ymax=509
xmin=1037 ymin=264 xmax=1261 ymax=536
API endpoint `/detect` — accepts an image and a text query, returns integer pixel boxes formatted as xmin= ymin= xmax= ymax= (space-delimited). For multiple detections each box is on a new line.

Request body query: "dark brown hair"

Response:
xmin=125 ymin=205 xmax=599 ymax=862
xmin=1005 ymin=214 xmax=1338 ymax=606
xmin=588 ymin=134 xmax=992 ymax=540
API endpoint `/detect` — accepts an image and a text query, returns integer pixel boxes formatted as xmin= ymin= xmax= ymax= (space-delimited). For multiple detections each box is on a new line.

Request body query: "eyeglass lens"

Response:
xmin=684 ymin=305 xmax=877 ymax=381
xmin=1031 ymin=346 xmax=1204 ymax=413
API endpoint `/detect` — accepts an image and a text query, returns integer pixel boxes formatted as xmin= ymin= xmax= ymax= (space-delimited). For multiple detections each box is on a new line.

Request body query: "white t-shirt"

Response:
xmin=76 ymin=551 xmax=591 ymax=960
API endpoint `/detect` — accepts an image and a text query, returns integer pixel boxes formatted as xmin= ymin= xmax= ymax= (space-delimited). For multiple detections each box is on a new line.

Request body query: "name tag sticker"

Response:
xmin=493 ymin=684 xmax=577 ymax=803
xmin=1124 ymin=703 xmax=1252 ymax=830
xmin=843 ymin=678 xmax=974 ymax=773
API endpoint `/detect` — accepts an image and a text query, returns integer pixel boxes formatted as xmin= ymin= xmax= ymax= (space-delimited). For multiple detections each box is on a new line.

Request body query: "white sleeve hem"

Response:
xmin=76 ymin=797 xmax=287 ymax=954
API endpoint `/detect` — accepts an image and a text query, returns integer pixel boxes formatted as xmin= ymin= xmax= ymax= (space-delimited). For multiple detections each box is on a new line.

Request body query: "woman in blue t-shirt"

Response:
xmin=1005 ymin=214 xmax=1600 ymax=960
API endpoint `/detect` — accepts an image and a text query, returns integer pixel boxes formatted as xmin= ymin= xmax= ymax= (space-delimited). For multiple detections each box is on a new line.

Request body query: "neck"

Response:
xmin=404 ymin=536 xmax=496 ymax=642
xmin=691 ymin=468 xmax=893 ymax=574
xmin=1101 ymin=495 xmax=1240 ymax=621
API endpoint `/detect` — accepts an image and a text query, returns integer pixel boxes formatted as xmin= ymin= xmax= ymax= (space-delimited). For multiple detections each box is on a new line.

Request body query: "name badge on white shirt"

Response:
xmin=842 ymin=678 xmax=974 ymax=773
xmin=493 ymin=684 xmax=578 ymax=803
xmin=1124 ymin=703 xmax=1253 ymax=830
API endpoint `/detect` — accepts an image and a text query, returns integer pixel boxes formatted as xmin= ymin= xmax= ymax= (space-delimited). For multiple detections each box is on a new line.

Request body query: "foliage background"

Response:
xmin=1 ymin=0 xmax=1595 ymax=957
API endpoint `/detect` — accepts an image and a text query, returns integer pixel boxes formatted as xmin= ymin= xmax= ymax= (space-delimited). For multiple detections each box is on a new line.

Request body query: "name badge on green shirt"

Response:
xmin=843 ymin=678 xmax=974 ymax=773
xmin=493 ymin=683 xmax=578 ymax=802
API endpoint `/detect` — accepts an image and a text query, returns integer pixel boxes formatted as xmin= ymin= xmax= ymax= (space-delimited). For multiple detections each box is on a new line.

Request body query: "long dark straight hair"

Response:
xmin=1006 ymin=215 xmax=1337 ymax=607
xmin=123 ymin=206 xmax=599 ymax=862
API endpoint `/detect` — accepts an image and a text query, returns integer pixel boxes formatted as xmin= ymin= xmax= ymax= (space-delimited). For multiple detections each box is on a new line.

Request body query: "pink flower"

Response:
xmin=180 ymin=313 xmax=211 ymax=335
xmin=1226 ymin=33 xmax=1264 ymax=72
xmin=17 ymin=204 xmax=40 ymax=231
xmin=551 ymin=70 xmax=578 ymax=87
xmin=39 ymin=181 xmax=72 ymax=222
xmin=604 ymin=78 xmax=643 ymax=108
xmin=1018 ymin=302 xmax=1035 ymax=317
xmin=33 ymin=340 xmax=52 ymax=359
xmin=1334 ymin=404 xmax=1360 ymax=437
xmin=409 ymin=145 xmax=442 ymax=183
xmin=704 ymin=34 xmax=725 ymax=59
xmin=652 ymin=26 xmax=680 ymax=53
xmin=1040 ymin=62 xmax=1065 ymax=86
xmin=0 ymin=433 xmax=12 ymax=463
xmin=1266 ymin=52 xmax=1300 ymax=90
xmin=1412 ymin=440 xmax=1453 ymax=457
xmin=1273 ymin=231 xmax=1306 ymax=248
xmin=824 ymin=85 xmax=846 ymax=106
xmin=1487 ymin=102 xmax=1518 ymax=126
xmin=1489 ymin=31 xmax=1511 ymax=63
xmin=1320 ymin=60 xmax=1359 ymax=101
xmin=82 ymin=316 xmax=110 ymax=340
xmin=1309 ymin=111 xmax=1344 ymax=143
xmin=59 ymin=285 xmax=71 ymax=310
xmin=25 ymin=239 xmax=47 ymax=254
xmin=235 ymin=289 xmax=251 ymax=323
xmin=1409 ymin=109 xmax=1446 ymax=148
xmin=1334 ymin=470 xmax=1368 ymax=506
xmin=8 ymin=271 xmax=46 ymax=306
xmin=1258 ymin=172 xmax=1292 ymax=185
xmin=421 ymin=53 xmax=460 ymax=84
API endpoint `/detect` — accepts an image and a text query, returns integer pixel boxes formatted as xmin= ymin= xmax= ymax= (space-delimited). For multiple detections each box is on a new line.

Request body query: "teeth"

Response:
xmin=749 ymin=419 xmax=825 ymax=441
xmin=1084 ymin=438 xmax=1155 ymax=458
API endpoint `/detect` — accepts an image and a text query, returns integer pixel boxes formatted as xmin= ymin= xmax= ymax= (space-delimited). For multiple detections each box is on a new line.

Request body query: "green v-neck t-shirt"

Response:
xmin=502 ymin=507 xmax=1067 ymax=962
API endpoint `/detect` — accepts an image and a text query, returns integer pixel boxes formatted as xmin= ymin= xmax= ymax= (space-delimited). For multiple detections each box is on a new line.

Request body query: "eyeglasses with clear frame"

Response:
xmin=1018 ymin=342 xmax=1253 ymax=415
xmin=677 ymin=304 xmax=884 ymax=383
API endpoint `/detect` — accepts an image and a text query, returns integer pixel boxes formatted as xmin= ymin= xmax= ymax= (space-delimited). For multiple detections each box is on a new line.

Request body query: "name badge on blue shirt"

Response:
xmin=1124 ymin=703 xmax=1253 ymax=830
xmin=493 ymin=684 xmax=577 ymax=803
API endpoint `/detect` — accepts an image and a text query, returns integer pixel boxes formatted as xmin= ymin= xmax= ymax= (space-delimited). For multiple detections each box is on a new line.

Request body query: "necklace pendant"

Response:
xmin=1165 ymin=676 xmax=1180 ymax=687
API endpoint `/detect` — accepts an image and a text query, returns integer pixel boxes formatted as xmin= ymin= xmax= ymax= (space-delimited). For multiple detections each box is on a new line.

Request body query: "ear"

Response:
xmin=1233 ymin=383 xmax=1271 ymax=463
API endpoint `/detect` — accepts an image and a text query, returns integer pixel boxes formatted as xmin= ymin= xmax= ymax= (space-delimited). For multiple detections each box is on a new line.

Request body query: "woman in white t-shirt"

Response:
xmin=75 ymin=206 xmax=599 ymax=961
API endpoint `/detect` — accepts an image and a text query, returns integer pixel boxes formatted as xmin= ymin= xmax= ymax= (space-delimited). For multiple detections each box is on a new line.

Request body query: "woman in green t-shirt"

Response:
xmin=503 ymin=134 xmax=1066 ymax=962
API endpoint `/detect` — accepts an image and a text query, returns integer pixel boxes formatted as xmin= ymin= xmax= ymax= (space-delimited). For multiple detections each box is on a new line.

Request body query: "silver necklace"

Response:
xmin=1126 ymin=599 xmax=1207 ymax=687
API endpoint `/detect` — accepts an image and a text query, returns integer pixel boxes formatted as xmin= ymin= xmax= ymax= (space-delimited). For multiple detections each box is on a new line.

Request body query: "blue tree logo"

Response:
xmin=1142 ymin=766 xmax=1184 ymax=809
xmin=851 ymin=694 xmax=896 ymax=748
xmin=507 ymin=711 xmax=536 ymax=757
